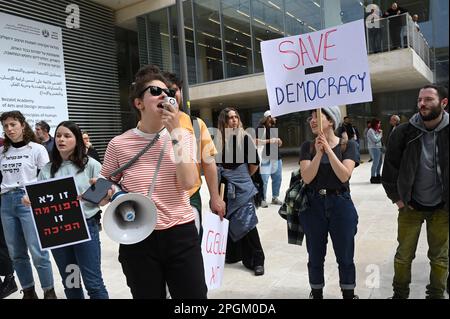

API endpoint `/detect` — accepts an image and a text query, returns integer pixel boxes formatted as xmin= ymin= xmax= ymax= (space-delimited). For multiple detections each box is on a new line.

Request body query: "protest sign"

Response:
xmin=201 ymin=211 xmax=229 ymax=290
xmin=25 ymin=176 xmax=90 ymax=250
xmin=261 ymin=19 xmax=372 ymax=117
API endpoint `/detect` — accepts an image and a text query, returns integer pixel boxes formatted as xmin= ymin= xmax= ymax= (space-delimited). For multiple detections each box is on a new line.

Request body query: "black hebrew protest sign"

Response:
xmin=25 ymin=176 xmax=90 ymax=250
xmin=261 ymin=19 xmax=372 ymax=117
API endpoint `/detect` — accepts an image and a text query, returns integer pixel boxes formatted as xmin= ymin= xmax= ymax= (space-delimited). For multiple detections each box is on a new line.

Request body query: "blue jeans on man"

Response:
xmin=260 ymin=159 xmax=282 ymax=201
xmin=51 ymin=218 xmax=109 ymax=299
xmin=299 ymin=190 xmax=358 ymax=289
xmin=0 ymin=189 xmax=54 ymax=290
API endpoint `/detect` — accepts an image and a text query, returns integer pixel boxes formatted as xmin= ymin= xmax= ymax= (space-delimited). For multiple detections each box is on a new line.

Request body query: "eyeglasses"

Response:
xmin=140 ymin=85 xmax=176 ymax=98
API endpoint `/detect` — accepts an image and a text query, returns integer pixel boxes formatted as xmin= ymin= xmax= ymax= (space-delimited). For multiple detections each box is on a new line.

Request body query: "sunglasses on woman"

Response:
xmin=139 ymin=85 xmax=176 ymax=98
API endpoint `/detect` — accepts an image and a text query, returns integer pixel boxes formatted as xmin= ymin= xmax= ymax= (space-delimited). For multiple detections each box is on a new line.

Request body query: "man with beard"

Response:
xmin=382 ymin=84 xmax=448 ymax=299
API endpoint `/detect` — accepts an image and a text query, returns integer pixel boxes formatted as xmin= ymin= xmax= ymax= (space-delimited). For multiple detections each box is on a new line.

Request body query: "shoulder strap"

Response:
xmin=190 ymin=115 xmax=202 ymax=162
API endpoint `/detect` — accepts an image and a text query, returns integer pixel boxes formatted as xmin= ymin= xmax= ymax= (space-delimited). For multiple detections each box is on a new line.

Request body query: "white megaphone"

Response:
xmin=103 ymin=192 xmax=157 ymax=245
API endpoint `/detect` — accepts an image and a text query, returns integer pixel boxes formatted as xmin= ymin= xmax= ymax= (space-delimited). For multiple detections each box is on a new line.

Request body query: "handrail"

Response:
xmin=365 ymin=12 xmax=431 ymax=68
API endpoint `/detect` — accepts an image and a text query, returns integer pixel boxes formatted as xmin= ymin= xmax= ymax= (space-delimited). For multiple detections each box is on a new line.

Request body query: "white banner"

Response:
xmin=261 ymin=19 xmax=372 ymax=117
xmin=201 ymin=211 xmax=229 ymax=290
xmin=0 ymin=12 xmax=68 ymax=136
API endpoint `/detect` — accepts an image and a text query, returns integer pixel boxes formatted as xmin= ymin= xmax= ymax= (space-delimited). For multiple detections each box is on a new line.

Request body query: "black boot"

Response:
xmin=309 ymin=288 xmax=323 ymax=299
xmin=44 ymin=287 xmax=57 ymax=299
xmin=22 ymin=286 xmax=38 ymax=299
xmin=342 ymin=289 xmax=359 ymax=299
xmin=0 ymin=274 xmax=18 ymax=299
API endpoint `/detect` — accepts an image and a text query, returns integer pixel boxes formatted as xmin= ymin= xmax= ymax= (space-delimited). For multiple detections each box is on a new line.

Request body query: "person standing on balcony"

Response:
xmin=365 ymin=5 xmax=382 ymax=53
xmin=383 ymin=2 xmax=408 ymax=49
xmin=412 ymin=14 xmax=420 ymax=32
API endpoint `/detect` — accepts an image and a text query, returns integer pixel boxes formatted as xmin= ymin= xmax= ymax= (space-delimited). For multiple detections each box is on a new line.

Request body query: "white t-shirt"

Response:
xmin=0 ymin=142 xmax=49 ymax=194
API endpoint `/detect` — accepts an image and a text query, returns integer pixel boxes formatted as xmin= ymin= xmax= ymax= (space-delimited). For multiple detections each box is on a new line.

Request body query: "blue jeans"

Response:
xmin=299 ymin=190 xmax=358 ymax=289
xmin=0 ymin=189 xmax=54 ymax=290
xmin=260 ymin=159 xmax=282 ymax=200
xmin=368 ymin=148 xmax=383 ymax=177
xmin=52 ymin=218 xmax=109 ymax=299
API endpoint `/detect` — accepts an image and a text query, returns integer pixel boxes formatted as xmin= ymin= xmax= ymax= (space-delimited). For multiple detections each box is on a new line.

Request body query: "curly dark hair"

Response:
xmin=128 ymin=64 xmax=168 ymax=120
xmin=50 ymin=121 xmax=88 ymax=178
xmin=0 ymin=110 xmax=39 ymax=153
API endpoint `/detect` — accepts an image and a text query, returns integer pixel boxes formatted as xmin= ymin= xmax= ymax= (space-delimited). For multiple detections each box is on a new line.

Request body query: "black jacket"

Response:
xmin=382 ymin=115 xmax=449 ymax=212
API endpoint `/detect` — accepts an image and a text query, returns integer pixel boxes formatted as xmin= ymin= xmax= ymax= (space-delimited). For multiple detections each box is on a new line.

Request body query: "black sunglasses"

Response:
xmin=139 ymin=85 xmax=176 ymax=98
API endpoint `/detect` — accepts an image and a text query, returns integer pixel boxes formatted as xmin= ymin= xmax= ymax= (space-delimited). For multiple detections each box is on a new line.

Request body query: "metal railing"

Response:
xmin=365 ymin=13 xmax=431 ymax=68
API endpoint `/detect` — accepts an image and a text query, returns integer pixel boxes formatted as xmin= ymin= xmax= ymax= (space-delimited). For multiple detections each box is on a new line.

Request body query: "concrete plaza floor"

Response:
xmin=6 ymin=154 xmax=449 ymax=299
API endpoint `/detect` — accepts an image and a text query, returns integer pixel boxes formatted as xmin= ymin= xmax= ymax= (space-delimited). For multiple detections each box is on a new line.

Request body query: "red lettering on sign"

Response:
xmin=324 ymin=28 xmax=338 ymax=61
xmin=278 ymin=29 xmax=338 ymax=70
xmin=278 ymin=40 xmax=300 ymax=70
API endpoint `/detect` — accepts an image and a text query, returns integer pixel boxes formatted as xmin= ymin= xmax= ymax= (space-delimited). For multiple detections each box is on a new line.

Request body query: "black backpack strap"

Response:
xmin=190 ymin=115 xmax=202 ymax=162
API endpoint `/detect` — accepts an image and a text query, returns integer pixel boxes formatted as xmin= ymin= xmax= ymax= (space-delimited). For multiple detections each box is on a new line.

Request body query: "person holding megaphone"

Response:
xmin=99 ymin=65 xmax=207 ymax=299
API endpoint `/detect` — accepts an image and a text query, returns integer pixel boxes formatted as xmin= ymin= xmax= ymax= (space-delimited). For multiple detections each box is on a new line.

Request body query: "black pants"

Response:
xmin=0 ymin=208 xmax=14 ymax=276
xmin=226 ymin=227 xmax=265 ymax=270
xmin=118 ymin=221 xmax=207 ymax=299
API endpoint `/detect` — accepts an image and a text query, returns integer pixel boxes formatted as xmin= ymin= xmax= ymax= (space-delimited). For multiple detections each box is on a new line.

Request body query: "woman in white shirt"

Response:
xmin=0 ymin=111 xmax=55 ymax=299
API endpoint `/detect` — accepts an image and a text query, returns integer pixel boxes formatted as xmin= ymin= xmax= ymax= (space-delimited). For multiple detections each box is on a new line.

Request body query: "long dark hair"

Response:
xmin=0 ymin=111 xmax=39 ymax=153
xmin=217 ymin=107 xmax=245 ymax=152
xmin=50 ymin=121 xmax=88 ymax=177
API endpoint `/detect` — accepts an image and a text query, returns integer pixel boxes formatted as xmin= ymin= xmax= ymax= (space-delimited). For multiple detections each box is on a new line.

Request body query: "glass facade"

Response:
xmin=135 ymin=0 xmax=447 ymax=152
xmin=137 ymin=0 xmax=369 ymax=84
xmin=136 ymin=0 xmax=447 ymax=86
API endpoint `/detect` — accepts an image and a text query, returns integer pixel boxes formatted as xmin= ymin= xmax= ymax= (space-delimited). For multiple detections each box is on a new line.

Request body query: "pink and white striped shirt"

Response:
xmin=101 ymin=128 xmax=195 ymax=230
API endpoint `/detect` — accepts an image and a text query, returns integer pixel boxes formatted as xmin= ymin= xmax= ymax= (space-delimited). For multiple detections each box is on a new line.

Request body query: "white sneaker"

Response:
xmin=261 ymin=200 xmax=268 ymax=208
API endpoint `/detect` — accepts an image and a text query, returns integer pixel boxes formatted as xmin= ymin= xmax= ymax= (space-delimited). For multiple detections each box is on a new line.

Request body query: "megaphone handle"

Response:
xmin=220 ymin=183 xmax=225 ymax=200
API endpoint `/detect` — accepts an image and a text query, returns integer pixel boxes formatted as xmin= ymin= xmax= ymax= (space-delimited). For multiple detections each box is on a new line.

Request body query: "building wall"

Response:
xmin=135 ymin=0 xmax=444 ymax=153
xmin=0 ymin=0 xmax=122 ymax=158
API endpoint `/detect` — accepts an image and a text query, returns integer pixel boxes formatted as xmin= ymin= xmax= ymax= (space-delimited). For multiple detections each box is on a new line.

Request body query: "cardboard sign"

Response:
xmin=261 ymin=19 xmax=372 ymax=117
xmin=201 ymin=211 xmax=229 ymax=290
xmin=25 ymin=176 xmax=90 ymax=250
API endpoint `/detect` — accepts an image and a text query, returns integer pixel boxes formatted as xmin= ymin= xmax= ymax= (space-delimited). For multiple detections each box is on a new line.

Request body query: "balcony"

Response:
xmin=366 ymin=13 xmax=434 ymax=92
xmin=190 ymin=13 xmax=434 ymax=110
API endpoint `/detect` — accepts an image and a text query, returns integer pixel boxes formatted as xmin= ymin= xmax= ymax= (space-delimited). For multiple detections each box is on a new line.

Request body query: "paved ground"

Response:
xmin=6 ymin=154 xmax=449 ymax=299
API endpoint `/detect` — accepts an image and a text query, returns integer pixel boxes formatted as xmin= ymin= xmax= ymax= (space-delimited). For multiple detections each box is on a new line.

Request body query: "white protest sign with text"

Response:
xmin=261 ymin=19 xmax=372 ymax=117
xmin=201 ymin=211 xmax=229 ymax=290
xmin=0 ymin=12 xmax=69 ymax=136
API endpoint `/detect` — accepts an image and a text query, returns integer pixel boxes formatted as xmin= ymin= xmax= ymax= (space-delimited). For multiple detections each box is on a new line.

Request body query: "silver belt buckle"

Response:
xmin=319 ymin=189 xmax=327 ymax=195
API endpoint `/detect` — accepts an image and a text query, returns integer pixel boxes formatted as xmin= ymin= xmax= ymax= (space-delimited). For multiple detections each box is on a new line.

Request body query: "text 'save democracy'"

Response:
xmin=274 ymin=72 xmax=367 ymax=105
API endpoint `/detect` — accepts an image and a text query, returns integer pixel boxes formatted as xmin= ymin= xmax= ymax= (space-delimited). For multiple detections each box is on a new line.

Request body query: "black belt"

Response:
xmin=316 ymin=188 xmax=347 ymax=196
